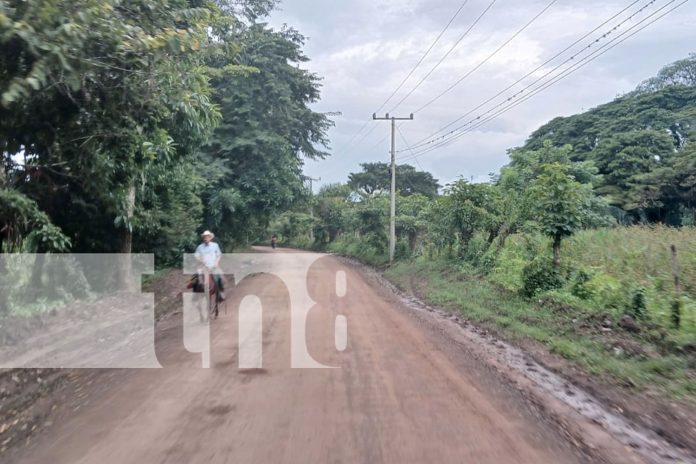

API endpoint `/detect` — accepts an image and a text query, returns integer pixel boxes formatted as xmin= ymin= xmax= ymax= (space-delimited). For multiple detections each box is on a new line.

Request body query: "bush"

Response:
xmin=521 ymin=258 xmax=565 ymax=297
xmin=585 ymin=272 xmax=626 ymax=310
xmin=394 ymin=239 xmax=411 ymax=260
xmin=463 ymin=233 xmax=489 ymax=266
xmin=570 ymin=268 xmax=593 ymax=300
xmin=628 ymin=287 xmax=647 ymax=320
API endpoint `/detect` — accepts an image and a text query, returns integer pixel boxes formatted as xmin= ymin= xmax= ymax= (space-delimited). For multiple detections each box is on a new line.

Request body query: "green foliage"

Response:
xmin=525 ymin=161 xmax=596 ymax=267
xmin=0 ymin=1 xmax=331 ymax=263
xmin=570 ymin=268 xmax=593 ymax=300
xmin=0 ymin=0 xmax=226 ymax=256
xmin=636 ymin=53 xmax=696 ymax=92
xmin=268 ymin=211 xmax=314 ymax=244
xmin=327 ymin=235 xmax=388 ymax=267
xmin=200 ymin=23 xmax=331 ymax=248
xmin=629 ymin=287 xmax=647 ymax=320
xmin=313 ymin=183 xmax=355 ymax=243
xmin=521 ymin=258 xmax=565 ymax=297
xmin=524 ymin=58 xmax=696 ymax=225
xmin=348 ymin=162 xmax=439 ymax=198
xmin=0 ymin=188 xmax=70 ymax=251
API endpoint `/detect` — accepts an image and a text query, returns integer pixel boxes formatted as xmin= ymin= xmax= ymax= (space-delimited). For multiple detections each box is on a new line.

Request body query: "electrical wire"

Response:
xmin=388 ymin=0 xmax=499 ymax=113
xmin=398 ymin=0 xmax=683 ymax=161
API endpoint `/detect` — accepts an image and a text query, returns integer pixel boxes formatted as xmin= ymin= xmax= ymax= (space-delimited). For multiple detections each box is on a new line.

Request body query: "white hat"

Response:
xmin=201 ymin=230 xmax=214 ymax=238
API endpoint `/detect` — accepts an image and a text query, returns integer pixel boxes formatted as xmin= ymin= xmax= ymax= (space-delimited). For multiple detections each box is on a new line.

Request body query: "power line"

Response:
xmin=412 ymin=0 xmax=560 ymax=115
xmin=396 ymin=125 xmax=417 ymax=159
xmin=397 ymin=127 xmax=427 ymax=171
xmin=458 ymin=0 xmax=688 ymax=137
xmin=388 ymin=0 xmax=499 ymax=113
xmin=399 ymin=0 xmax=688 ymax=161
xmin=399 ymin=0 xmax=677 ymax=160
xmin=375 ymin=0 xmax=472 ymax=115
xmin=367 ymin=131 xmax=390 ymax=153
xmin=403 ymin=0 xmax=644 ymax=149
xmin=401 ymin=0 xmax=687 ymax=162
xmin=335 ymin=1 xmax=473 ymax=159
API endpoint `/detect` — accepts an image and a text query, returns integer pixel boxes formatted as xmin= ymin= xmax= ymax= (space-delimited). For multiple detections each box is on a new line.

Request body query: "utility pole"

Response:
xmin=372 ymin=112 xmax=414 ymax=264
xmin=307 ymin=176 xmax=320 ymax=242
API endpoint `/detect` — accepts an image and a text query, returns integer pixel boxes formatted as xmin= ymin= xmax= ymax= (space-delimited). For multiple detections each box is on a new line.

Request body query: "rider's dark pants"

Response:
xmin=213 ymin=273 xmax=224 ymax=291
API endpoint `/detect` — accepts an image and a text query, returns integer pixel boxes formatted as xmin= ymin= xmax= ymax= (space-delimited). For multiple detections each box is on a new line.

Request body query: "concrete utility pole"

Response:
xmin=372 ymin=112 xmax=414 ymax=264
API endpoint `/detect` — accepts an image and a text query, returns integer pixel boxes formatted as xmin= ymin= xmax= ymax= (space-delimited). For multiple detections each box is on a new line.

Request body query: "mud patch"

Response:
xmin=207 ymin=404 xmax=235 ymax=416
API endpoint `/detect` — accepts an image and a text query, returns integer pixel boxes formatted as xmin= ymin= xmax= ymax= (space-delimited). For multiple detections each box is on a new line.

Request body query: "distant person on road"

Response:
xmin=271 ymin=234 xmax=277 ymax=249
xmin=195 ymin=230 xmax=225 ymax=300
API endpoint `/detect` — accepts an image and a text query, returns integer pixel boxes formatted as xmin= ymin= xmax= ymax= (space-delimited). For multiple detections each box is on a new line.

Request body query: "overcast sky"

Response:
xmin=266 ymin=0 xmax=696 ymax=190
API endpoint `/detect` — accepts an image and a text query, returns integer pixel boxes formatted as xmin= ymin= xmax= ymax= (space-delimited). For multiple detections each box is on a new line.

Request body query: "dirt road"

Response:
xmin=7 ymin=250 xmax=596 ymax=463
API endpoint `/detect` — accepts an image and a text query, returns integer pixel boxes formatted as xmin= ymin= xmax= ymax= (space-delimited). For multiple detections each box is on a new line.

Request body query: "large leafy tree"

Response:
xmin=523 ymin=56 xmax=696 ymax=224
xmin=590 ymin=130 xmax=676 ymax=222
xmin=200 ymin=23 xmax=331 ymax=247
xmin=348 ymin=162 xmax=440 ymax=198
xmin=313 ymin=183 xmax=355 ymax=243
xmin=0 ymin=0 xmax=225 ymax=257
xmin=636 ymin=53 xmax=696 ymax=92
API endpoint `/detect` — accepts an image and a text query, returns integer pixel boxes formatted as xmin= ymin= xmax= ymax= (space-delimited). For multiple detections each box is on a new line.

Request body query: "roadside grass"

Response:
xmin=386 ymin=257 xmax=696 ymax=402
xmin=142 ymin=266 xmax=173 ymax=288
xmin=490 ymin=226 xmax=696 ymax=333
xmin=327 ymin=236 xmax=389 ymax=267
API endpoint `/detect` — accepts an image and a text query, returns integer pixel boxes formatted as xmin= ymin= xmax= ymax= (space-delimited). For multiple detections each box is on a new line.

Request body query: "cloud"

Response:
xmin=270 ymin=0 xmax=696 ymax=190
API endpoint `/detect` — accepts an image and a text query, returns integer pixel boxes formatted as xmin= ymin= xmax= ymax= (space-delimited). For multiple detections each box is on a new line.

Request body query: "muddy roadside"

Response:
xmin=336 ymin=256 xmax=695 ymax=463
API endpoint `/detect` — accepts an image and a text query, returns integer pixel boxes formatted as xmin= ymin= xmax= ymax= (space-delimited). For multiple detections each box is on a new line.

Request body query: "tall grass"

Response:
xmin=490 ymin=226 xmax=696 ymax=336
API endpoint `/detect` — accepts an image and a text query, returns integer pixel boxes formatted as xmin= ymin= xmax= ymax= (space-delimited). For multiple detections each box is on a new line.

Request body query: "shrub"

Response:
xmin=394 ymin=239 xmax=411 ymax=260
xmin=628 ymin=287 xmax=647 ymax=320
xmin=521 ymin=258 xmax=565 ymax=297
xmin=586 ymin=273 xmax=626 ymax=310
xmin=570 ymin=268 xmax=593 ymax=300
xmin=463 ymin=233 xmax=490 ymax=267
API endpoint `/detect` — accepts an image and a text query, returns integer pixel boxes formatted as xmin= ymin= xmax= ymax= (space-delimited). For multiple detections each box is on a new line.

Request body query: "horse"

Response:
xmin=187 ymin=269 xmax=219 ymax=322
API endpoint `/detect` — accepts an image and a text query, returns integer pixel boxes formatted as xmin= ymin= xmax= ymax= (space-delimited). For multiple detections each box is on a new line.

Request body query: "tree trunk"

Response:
xmin=496 ymin=226 xmax=510 ymax=251
xmin=118 ymin=184 xmax=136 ymax=291
xmin=552 ymin=234 xmax=562 ymax=271
xmin=486 ymin=228 xmax=498 ymax=245
xmin=408 ymin=231 xmax=417 ymax=254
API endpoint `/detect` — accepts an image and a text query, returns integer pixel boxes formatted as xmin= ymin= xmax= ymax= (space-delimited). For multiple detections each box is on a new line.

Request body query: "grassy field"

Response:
xmin=490 ymin=226 xmax=696 ymax=333
xmin=384 ymin=226 xmax=696 ymax=402
xmin=386 ymin=258 xmax=696 ymax=401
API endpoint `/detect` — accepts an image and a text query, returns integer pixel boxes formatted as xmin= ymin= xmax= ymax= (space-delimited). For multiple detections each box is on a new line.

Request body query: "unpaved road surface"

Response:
xmin=7 ymin=250 xmax=606 ymax=463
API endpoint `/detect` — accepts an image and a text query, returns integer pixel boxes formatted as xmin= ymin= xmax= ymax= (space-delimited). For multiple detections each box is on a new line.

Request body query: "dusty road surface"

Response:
xmin=7 ymin=249 xmax=594 ymax=464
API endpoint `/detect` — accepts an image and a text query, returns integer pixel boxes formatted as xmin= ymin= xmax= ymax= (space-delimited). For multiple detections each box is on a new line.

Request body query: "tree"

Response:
xmin=442 ymin=179 xmax=500 ymax=249
xmin=396 ymin=193 xmax=430 ymax=253
xmin=314 ymin=183 xmax=354 ymax=243
xmin=200 ymin=23 xmax=331 ymax=248
xmin=591 ymin=130 xmax=676 ymax=222
xmin=348 ymin=162 xmax=440 ymax=198
xmin=636 ymin=53 xmax=696 ymax=93
xmin=525 ymin=163 xmax=594 ymax=269
xmin=0 ymin=0 xmax=224 ymax=261
xmin=521 ymin=56 xmax=696 ymax=225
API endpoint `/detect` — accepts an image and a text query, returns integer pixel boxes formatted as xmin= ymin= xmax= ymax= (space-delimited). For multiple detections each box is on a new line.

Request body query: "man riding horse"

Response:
xmin=194 ymin=230 xmax=225 ymax=301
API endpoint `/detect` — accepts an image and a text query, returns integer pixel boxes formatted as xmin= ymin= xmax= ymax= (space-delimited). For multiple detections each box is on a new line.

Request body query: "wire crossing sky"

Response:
xmin=397 ymin=0 xmax=682 ymax=161
xmin=268 ymin=0 xmax=696 ymax=190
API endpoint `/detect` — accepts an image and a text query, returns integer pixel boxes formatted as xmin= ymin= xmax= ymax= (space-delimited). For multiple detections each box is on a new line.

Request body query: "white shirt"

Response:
xmin=195 ymin=241 xmax=221 ymax=268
